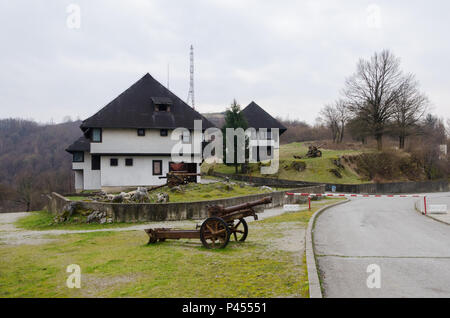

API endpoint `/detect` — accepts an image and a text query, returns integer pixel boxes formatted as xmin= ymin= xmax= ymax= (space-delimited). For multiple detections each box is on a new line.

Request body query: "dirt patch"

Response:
xmin=81 ymin=273 xmax=140 ymax=297
xmin=271 ymin=224 xmax=305 ymax=265
xmin=0 ymin=212 xmax=29 ymax=228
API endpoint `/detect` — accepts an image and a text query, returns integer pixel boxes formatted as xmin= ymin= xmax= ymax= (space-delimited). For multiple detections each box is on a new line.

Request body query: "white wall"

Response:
xmin=73 ymin=151 xmax=202 ymax=189
xmin=90 ymin=128 xmax=203 ymax=155
xmin=100 ymin=155 xmax=171 ymax=187
xmin=72 ymin=152 xmax=102 ymax=190
xmin=74 ymin=170 xmax=83 ymax=191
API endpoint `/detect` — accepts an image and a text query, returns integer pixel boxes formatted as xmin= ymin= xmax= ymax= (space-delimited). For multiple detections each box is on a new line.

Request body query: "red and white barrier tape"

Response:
xmin=285 ymin=192 xmax=422 ymax=198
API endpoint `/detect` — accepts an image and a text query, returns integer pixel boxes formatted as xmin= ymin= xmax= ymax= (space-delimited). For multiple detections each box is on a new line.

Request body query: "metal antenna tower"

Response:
xmin=187 ymin=45 xmax=195 ymax=109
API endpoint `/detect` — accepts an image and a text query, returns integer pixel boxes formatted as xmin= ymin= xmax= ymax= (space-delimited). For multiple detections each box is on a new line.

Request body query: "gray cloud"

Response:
xmin=0 ymin=0 xmax=449 ymax=124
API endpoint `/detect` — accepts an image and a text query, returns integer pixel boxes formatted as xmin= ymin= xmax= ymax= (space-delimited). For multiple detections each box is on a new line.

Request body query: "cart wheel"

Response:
xmin=200 ymin=217 xmax=230 ymax=249
xmin=230 ymin=218 xmax=248 ymax=242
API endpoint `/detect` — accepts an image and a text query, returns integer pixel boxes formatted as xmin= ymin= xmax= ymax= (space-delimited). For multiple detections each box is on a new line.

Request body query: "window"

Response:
xmin=110 ymin=158 xmax=118 ymax=166
xmin=267 ymin=146 xmax=272 ymax=157
xmin=137 ymin=128 xmax=145 ymax=136
xmin=156 ymin=104 xmax=168 ymax=112
xmin=73 ymin=152 xmax=84 ymax=162
xmin=92 ymin=128 xmax=102 ymax=142
xmin=125 ymin=158 xmax=133 ymax=166
xmin=91 ymin=155 xmax=101 ymax=170
xmin=153 ymin=160 xmax=162 ymax=175
xmin=160 ymin=129 xmax=168 ymax=137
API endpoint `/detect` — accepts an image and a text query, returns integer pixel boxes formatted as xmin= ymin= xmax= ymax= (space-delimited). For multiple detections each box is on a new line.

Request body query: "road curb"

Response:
xmin=305 ymin=199 xmax=350 ymax=298
xmin=414 ymin=203 xmax=450 ymax=226
xmin=424 ymin=213 xmax=450 ymax=226
xmin=426 ymin=214 xmax=450 ymax=225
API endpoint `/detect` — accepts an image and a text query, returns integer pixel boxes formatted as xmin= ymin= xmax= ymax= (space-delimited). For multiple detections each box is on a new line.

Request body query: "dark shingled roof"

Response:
xmin=201 ymin=112 xmax=226 ymax=128
xmin=66 ymin=136 xmax=90 ymax=153
xmin=151 ymin=97 xmax=172 ymax=105
xmin=241 ymin=102 xmax=287 ymax=134
xmin=80 ymin=73 xmax=215 ymax=130
xmin=202 ymin=102 xmax=287 ymax=135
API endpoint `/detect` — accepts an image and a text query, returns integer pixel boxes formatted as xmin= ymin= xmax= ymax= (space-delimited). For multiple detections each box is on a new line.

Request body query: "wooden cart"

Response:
xmin=144 ymin=197 xmax=272 ymax=249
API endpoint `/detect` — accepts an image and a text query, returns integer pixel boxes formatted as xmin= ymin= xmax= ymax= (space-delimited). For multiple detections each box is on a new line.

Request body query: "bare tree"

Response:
xmin=344 ymin=50 xmax=404 ymax=150
xmin=320 ymin=100 xmax=349 ymax=143
xmin=347 ymin=116 xmax=371 ymax=144
xmin=393 ymin=74 xmax=428 ymax=149
xmin=421 ymin=114 xmax=447 ymax=144
xmin=0 ymin=184 xmax=10 ymax=204
xmin=320 ymin=104 xmax=340 ymax=143
xmin=15 ymin=175 xmax=34 ymax=212
xmin=335 ymin=100 xmax=350 ymax=143
xmin=446 ymin=118 xmax=450 ymax=137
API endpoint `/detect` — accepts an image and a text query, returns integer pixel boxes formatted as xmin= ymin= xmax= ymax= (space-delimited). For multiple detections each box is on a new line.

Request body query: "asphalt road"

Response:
xmin=314 ymin=192 xmax=450 ymax=298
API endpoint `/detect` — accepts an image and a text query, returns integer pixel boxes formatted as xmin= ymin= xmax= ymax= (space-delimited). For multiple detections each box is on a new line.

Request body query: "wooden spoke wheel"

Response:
xmin=200 ymin=217 xmax=230 ymax=249
xmin=230 ymin=218 xmax=248 ymax=242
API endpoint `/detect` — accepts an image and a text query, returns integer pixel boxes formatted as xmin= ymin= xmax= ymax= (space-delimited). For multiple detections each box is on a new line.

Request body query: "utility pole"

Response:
xmin=187 ymin=45 xmax=195 ymax=109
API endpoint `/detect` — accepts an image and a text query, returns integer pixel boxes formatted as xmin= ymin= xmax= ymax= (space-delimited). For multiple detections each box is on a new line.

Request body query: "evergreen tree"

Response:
xmin=222 ymin=99 xmax=248 ymax=174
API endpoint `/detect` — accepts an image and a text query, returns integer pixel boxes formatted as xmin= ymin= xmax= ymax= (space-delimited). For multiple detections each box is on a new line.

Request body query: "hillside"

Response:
xmin=0 ymin=119 xmax=82 ymax=212
xmin=203 ymin=142 xmax=368 ymax=184
xmin=202 ymin=142 xmax=439 ymax=184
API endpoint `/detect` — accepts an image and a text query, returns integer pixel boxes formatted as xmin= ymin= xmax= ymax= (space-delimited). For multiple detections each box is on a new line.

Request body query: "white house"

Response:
xmin=66 ymin=73 xmax=214 ymax=192
xmin=203 ymin=101 xmax=287 ymax=162
xmin=66 ymin=73 xmax=287 ymax=192
xmin=241 ymin=101 xmax=287 ymax=162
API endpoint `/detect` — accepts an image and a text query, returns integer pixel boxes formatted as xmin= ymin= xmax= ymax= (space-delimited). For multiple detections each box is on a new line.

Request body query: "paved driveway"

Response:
xmin=314 ymin=193 xmax=450 ymax=298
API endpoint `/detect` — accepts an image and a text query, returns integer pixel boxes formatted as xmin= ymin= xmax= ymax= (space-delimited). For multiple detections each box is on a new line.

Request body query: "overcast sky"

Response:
xmin=0 ymin=0 xmax=449 ymax=124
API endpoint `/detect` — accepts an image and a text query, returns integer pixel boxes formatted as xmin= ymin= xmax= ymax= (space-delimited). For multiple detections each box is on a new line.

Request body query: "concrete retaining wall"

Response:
xmin=50 ymin=185 xmax=325 ymax=223
xmin=211 ymin=172 xmax=449 ymax=194
xmin=210 ymin=172 xmax=318 ymax=188
xmin=49 ymin=192 xmax=71 ymax=214
xmin=324 ymin=180 xmax=449 ymax=194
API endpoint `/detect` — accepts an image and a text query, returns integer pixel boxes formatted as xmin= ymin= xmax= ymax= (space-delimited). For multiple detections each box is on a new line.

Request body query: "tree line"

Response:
xmin=0 ymin=118 xmax=80 ymax=212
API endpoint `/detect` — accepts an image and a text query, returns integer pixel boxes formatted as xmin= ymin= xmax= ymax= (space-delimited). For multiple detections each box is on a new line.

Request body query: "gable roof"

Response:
xmin=201 ymin=102 xmax=287 ymax=134
xmin=201 ymin=112 xmax=226 ymax=128
xmin=241 ymin=102 xmax=287 ymax=134
xmin=80 ymin=73 xmax=214 ymax=130
xmin=66 ymin=136 xmax=90 ymax=153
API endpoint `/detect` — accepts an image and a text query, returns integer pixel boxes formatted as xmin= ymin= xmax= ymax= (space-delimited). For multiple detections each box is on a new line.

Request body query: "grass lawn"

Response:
xmin=15 ymin=210 xmax=148 ymax=231
xmin=65 ymin=196 xmax=87 ymax=201
xmin=0 ymin=198 xmax=343 ymax=297
xmin=203 ymin=142 xmax=373 ymax=184
xmin=67 ymin=182 xmax=278 ymax=203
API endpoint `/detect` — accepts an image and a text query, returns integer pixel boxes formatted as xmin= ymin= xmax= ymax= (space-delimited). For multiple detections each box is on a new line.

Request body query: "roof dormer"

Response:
xmin=151 ymin=97 xmax=172 ymax=112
